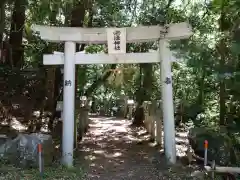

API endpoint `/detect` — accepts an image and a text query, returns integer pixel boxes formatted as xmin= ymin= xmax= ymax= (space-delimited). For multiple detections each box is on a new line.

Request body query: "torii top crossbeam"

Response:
xmin=32 ymin=22 xmax=192 ymax=43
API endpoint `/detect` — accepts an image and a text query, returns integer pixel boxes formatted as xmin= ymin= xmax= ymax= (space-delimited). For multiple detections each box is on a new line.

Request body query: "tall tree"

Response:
xmin=70 ymin=0 xmax=87 ymax=97
xmin=0 ymin=0 xmax=7 ymax=43
xmin=8 ymin=0 xmax=27 ymax=67
xmin=216 ymin=0 xmax=229 ymax=125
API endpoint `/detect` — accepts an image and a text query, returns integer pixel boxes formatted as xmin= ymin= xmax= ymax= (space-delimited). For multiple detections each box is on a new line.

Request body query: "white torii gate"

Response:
xmin=32 ymin=22 xmax=192 ymax=167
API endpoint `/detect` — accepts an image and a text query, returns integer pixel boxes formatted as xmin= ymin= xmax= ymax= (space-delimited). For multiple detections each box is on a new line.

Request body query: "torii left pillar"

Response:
xmin=62 ymin=42 xmax=76 ymax=166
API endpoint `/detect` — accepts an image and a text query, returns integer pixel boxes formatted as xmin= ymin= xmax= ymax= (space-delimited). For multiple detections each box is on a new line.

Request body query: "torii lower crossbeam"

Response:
xmin=43 ymin=52 xmax=177 ymax=65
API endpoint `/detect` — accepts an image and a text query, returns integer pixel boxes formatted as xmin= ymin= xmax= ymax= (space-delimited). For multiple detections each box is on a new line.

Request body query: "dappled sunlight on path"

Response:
xmin=77 ymin=116 xmax=162 ymax=179
xmin=75 ymin=116 xmax=196 ymax=180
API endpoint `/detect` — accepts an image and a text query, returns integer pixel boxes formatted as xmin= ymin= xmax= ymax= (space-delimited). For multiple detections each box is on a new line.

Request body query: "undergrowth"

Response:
xmin=0 ymin=164 xmax=85 ymax=180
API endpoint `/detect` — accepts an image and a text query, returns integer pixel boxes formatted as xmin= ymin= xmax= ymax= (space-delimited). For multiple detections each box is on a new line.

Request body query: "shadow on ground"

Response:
xmin=76 ymin=116 xmax=201 ymax=180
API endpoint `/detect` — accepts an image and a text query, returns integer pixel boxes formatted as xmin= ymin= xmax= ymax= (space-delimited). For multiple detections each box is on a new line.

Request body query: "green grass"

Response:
xmin=0 ymin=165 xmax=85 ymax=180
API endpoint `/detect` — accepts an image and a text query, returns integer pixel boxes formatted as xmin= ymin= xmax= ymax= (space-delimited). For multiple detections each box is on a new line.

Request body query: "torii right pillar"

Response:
xmin=160 ymin=39 xmax=176 ymax=164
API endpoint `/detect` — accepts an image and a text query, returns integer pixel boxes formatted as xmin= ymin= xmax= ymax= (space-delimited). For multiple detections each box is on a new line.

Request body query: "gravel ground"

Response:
xmin=76 ymin=116 xmax=203 ymax=180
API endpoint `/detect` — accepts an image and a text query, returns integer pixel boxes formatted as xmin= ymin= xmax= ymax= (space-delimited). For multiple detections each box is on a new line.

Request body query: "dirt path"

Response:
xmin=76 ymin=116 xmax=199 ymax=180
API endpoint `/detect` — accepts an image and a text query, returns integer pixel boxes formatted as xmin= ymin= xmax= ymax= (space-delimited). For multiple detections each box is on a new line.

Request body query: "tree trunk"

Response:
xmin=70 ymin=0 xmax=91 ymax=147
xmin=8 ymin=0 xmax=27 ymax=68
xmin=48 ymin=68 xmax=62 ymax=131
xmin=0 ymin=0 xmax=6 ymax=43
xmin=70 ymin=1 xmax=87 ymax=98
xmin=78 ymin=7 xmax=94 ymax=96
xmin=45 ymin=2 xmax=63 ymax=131
xmin=142 ymin=63 xmax=153 ymax=100
xmin=218 ymin=1 xmax=228 ymax=125
xmin=45 ymin=68 xmax=56 ymax=110
xmin=132 ymin=62 xmax=153 ymax=126
xmin=132 ymin=64 xmax=144 ymax=126
xmin=0 ymin=1 xmax=6 ymax=64
xmin=219 ymin=77 xmax=226 ymax=125
xmin=48 ymin=67 xmax=62 ymax=125
xmin=47 ymin=2 xmax=73 ymax=131
xmin=45 ymin=5 xmax=58 ymax=107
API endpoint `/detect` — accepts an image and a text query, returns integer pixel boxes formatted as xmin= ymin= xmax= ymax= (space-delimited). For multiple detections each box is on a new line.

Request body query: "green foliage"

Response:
xmin=0 ymin=165 xmax=85 ymax=179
